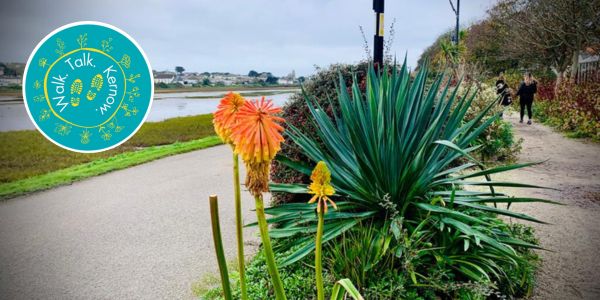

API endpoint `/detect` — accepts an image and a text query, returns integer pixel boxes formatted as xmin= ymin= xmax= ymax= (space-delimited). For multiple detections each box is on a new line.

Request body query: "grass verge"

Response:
xmin=0 ymin=136 xmax=221 ymax=199
xmin=0 ymin=114 xmax=215 ymax=182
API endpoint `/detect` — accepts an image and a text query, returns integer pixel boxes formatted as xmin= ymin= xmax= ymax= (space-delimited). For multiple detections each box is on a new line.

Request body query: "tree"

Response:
xmin=0 ymin=63 xmax=17 ymax=76
xmin=416 ymin=29 xmax=468 ymax=79
xmin=248 ymin=70 xmax=259 ymax=77
xmin=265 ymin=75 xmax=279 ymax=85
xmin=202 ymin=78 xmax=211 ymax=86
xmin=175 ymin=66 xmax=185 ymax=75
xmin=464 ymin=20 xmax=519 ymax=75
xmin=488 ymin=0 xmax=600 ymax=83
xmin=298 ymin=76 xmax=306 ymax=83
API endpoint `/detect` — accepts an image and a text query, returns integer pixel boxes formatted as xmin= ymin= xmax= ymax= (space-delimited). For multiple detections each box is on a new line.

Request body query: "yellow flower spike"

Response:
xmin=310 ymin=161 xmax=336 ymax=300
xmin=308 ymin=161 xmax=337 ymax=213
xmin=213 ymin=92 xmax=246 ymax=145
xmin=231 ymin=97 xmax=285 ymax=196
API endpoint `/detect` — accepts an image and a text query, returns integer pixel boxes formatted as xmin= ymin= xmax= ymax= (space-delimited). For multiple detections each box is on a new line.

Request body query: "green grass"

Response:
xmin=0 ymin=114 xmax=215 ymax=183
xmin=0 ymin=136 xmax=221 ymax=199
xmin=0 ymin=113 xmax=223 ymax=198
xmin=0 ymin=86 xmax=22 ymax=97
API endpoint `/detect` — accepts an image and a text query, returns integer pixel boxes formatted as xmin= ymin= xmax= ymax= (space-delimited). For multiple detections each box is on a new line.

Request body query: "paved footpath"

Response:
xmin=0 ymin=145 xmax=259 ymax=299
xmin=492 ymin=113 xmax=600 ymax=299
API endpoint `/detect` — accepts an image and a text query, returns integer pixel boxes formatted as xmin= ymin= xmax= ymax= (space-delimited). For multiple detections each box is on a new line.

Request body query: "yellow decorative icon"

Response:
xmin=80 ymin=129 xmax=91 ymax=144
xmin=55 ymin=123 xmax=72 ymax=136
xmin=98 ymin=125 xmax=112 ymax=141
xmin=71 ymin=79 xmax=83 ymax=94
xmin=86 ymin=74 xmax=103 ymax=101
xmin=101 ymin=132 xmax=112 ymax=141
xmin=120 ymin=54 xmax=131 ymax=69
xmin=70 ymin=78 xmax=83 ymax=106
xmin=38 ymin=58 xmax=48 ymax=68
xmin=101 ymin=37 xmax=113 ymax=53
xmin=91 ymin=74 xmax=103 ymax=90
xmin=126 ymin=86 xmax=140 ymax=101
xmin=55 ymin=38 xmax=65 ymax=56
xmin=121 ymin=104 xmax=138 ymax=117
xmin=126 ymin=73 xmax=140 ymax=83
xmin=33 ymin=95 xmax=45 ymax=102
xmin=38 ymin=110 xmax=51 ymax=122
xmin=76 ymin=33 xmax=87 ymax=48
xmin=86 ymin=90 xmax=96 ymax=101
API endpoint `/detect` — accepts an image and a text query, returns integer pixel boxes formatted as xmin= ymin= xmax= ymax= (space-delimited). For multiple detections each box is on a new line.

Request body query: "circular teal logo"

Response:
xmin=23 ymin=21 xmax=153 ymax=153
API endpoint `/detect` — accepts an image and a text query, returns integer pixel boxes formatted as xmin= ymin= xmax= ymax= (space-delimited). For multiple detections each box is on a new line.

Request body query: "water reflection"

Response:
xmin=0 ymin=90 xmax=295 ymax=132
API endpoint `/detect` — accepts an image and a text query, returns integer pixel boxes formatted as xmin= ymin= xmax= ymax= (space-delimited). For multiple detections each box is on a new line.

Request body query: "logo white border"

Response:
xmin=22 ymin=21 xmax=154 ymax=153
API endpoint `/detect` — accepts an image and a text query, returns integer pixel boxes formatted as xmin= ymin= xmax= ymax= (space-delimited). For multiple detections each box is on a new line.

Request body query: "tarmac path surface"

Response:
xmin=0 ymin=145 xmax=259 ymax=299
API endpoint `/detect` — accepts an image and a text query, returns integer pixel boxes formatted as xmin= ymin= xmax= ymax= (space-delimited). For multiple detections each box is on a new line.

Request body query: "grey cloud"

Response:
xmin=0 ymin=0 xmax=495 ymax=76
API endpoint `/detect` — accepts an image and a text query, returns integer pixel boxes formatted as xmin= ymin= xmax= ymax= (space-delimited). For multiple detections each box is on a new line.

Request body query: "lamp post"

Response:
xmin=373 ymin=0 xmax=384 ymax=68
xmin=449 ymin=0 xmax=460 ymax=45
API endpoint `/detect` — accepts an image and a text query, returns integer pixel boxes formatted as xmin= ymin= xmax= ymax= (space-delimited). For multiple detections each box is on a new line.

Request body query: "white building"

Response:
xmin=278 ymin=70 xmax=297 ymax=85
xmin=0 ymin=77 xmax=21 ymax=86
xmin=153 ymin=72 xmax=175 ymax=84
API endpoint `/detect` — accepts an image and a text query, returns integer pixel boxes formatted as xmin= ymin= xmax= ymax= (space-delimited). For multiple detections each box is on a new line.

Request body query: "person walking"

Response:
xmin=495 ymin=72 xmax=512 ymax=117
xmin=516 ymin=72 xmax=537 ymax=124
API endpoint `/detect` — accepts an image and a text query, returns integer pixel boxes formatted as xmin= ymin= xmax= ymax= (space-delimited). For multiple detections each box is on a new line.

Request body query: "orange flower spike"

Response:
xmin=213 ymin=92 xmax=246 ymax=145
xmin=231 ymin=97 xmax=285 ymax=196
xmin=308 ymin=161 xmax=337 ymax=213
xmin=232 ymin=97 xmax=284 ymax=163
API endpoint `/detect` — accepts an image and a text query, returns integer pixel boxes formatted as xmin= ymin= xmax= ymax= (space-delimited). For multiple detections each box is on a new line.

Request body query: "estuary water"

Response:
xmin=0 ymin=89 xmax=296 ymax=132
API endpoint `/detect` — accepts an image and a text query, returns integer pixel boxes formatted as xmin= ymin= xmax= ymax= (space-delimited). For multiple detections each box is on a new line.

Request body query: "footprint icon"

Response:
xmin=86 ymin=74 xmax=103 ymax=101
xmin=70 ymin=78 xmax=82 ymax=107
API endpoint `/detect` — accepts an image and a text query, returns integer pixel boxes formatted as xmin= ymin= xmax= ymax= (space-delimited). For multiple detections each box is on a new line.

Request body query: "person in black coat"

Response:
xmin=516 ymin=72 xmax=537 ymax=125
xmin=496 ymin=72 xmax=512 ymax=103
xmin=495 ymin=72 xmax=512 ymax=118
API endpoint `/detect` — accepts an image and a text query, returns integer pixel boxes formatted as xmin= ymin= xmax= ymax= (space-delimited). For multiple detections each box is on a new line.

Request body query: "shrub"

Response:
xmin=198 ymin=220 xmax=539 ymax=299
xmin=271 ymin=64 xmax=522 ymax=206
xmin=270 ymin=62 xmax=369 ymax=205
xmin=535 ymin=80 xmax=600 ymax=140
xmin=456 ymin=82 xmax=522 ymax=163
xmin=207 ymin=219 xmax=538 ymax=299
xmin=197 ymin=247 xmax=335 ymax=299
xmin=267 ymin=63 xmax=551 ymax=298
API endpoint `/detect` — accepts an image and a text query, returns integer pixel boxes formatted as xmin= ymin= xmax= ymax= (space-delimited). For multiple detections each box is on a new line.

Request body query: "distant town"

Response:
xmin=0 ymin=63 xmax=303 ymax=88
xmin=154 ymin=67 xmax=303 ymax=88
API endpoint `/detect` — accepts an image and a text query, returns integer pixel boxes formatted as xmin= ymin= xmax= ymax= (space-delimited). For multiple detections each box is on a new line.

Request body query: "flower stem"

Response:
xmin=209 ymin=195 xmax=233 ymax=300
xmin=233 ymin=153 xmax=248 ymax=300
xmin=254 ymin=194 xmax=287 ymax=300
xmin=315 ymin=204 xmax=325 ymax=300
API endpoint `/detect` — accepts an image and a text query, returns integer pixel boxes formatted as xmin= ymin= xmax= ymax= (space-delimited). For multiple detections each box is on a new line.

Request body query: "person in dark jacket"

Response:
xmin=495 ymin=72 xmax=512 ymax=117
xmin=516 ymin=72 xmax=537 ymax=124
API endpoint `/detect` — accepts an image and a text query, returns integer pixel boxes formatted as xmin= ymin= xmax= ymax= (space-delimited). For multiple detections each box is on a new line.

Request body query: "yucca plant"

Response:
xmin=267 ymin=62 xmax=556 ymax=283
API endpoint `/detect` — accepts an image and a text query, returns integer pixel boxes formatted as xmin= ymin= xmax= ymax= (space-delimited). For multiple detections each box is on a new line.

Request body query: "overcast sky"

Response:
xmin=0 ymin=0 xmax=495 ymax=76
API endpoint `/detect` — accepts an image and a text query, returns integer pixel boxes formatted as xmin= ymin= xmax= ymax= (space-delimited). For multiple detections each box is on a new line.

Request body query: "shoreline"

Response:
xmin=0 ymin=85 xmax=299 ymax=102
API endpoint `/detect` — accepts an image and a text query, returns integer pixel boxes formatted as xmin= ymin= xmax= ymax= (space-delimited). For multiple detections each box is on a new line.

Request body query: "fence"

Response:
xmin=577 ymin=54 xmax=599 ymax=84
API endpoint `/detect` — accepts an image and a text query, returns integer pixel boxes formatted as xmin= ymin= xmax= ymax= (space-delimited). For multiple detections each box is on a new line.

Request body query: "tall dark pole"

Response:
xmin=455 ymin=0 xmax=460 ymax=45
xmin=373 ymin=0 xmax=384 ymax=68
xmin=449 ymin=0 xmax=460 ymax=45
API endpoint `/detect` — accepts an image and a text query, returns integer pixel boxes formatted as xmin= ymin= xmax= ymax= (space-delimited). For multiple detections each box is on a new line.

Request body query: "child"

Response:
xmin=496 ymin=73 xmax=512 ymax=118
